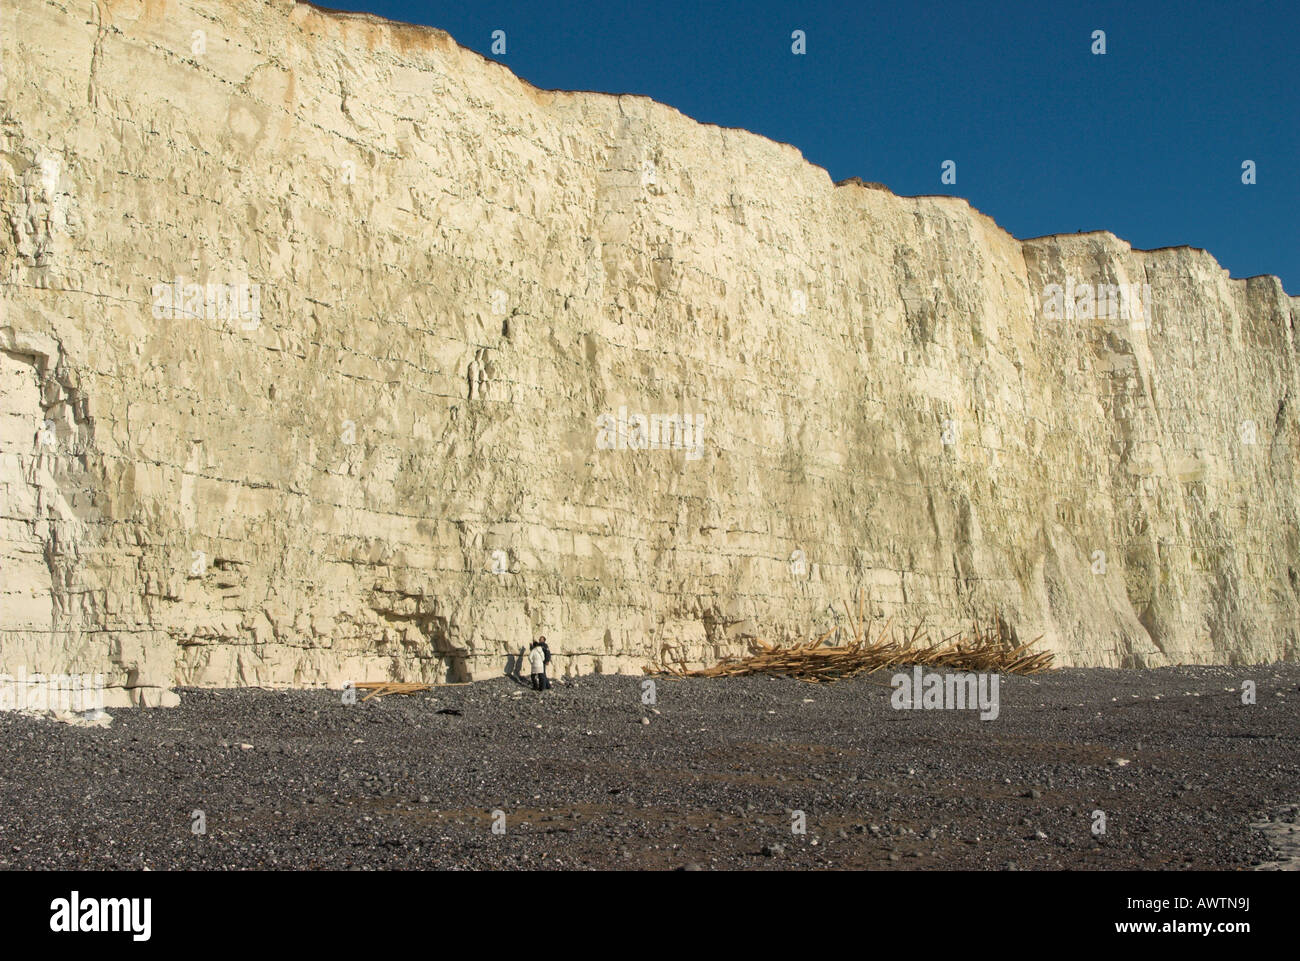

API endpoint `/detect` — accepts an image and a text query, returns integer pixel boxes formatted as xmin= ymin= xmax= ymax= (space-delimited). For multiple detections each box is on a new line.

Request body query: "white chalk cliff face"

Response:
xmin=1 ymin=0 xmax=1296 ymax=706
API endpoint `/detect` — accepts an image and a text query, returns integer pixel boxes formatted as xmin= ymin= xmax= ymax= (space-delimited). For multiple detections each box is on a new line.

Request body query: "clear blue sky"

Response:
xmin=323 ymin=0 xmax=1298 ymax=293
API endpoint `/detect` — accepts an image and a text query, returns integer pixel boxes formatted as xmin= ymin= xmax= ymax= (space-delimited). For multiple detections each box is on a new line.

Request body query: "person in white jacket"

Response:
xmin=528 ymin=638 xmax=549 ymax=691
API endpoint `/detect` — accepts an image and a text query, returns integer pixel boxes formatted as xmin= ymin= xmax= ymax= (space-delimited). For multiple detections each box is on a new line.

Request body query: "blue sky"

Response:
xmin=323 ymin=0 xmax=1298 ymax=293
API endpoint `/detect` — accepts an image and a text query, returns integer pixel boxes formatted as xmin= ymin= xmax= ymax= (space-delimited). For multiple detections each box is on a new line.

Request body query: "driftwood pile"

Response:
xmin=353 ymin=682 xmax=431 ymax=702
xmin=352 ymin=681 xmax=470 ymax=702
xmin=650 ymin=593 xmax=1053 ymax=683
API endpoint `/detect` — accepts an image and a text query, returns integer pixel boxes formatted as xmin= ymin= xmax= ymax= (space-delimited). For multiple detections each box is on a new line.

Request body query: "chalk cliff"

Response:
xmin=2 ymin=0 xmax=1297 ymax=705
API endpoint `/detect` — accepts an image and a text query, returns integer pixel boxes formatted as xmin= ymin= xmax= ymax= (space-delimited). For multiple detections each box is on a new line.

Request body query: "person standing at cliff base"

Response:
xmin=539 ymin=636 xmax=553 ymax=689
xmin=528 ymin=638 xmax=549 ymax=691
